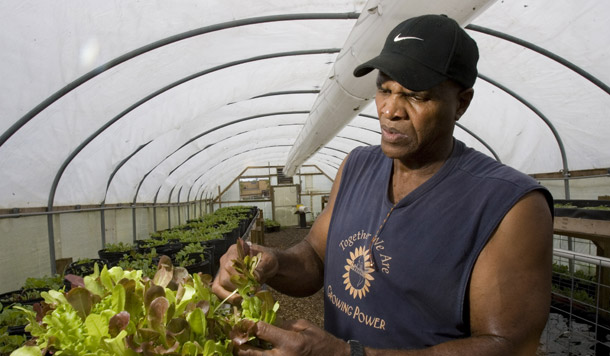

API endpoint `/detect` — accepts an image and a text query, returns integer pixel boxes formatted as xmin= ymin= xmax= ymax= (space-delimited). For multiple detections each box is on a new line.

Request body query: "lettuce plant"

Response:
xmin=11 ymin=240 xmax=278 ymax=356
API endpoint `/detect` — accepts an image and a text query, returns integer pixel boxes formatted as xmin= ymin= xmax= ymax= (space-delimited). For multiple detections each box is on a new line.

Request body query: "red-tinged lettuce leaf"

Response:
xmin=196 ymin=300 xmax=210 ymax=316
xmin=175 ymin=282 xmax=186 ymax=304
xmin=153 ymin=255 xmax=174 ymax=288
xmin=33 ymin=302 xmax=52 ymax=323
xmin=173 ymin=266 xmax=189 ymax=283
xmin=148 ymin=296 xmax=169 ymax=333
xmin=154 ymin=339 xmax=180 ymax=354
xmin=170 ymin=266 xmax=190 ymax=291
xmin=64 ymin=274 xmax=84 ymax=289
xmin=65 ymin=287 xmax=92 ymax=320
xmin=198 ymin=273 xmax=213 ymax=286
xmin=144 ymin=285 xmax=165 ymax=312
xmin=109 ymin=311 xmax=130 ymax=338
xmin=138 ymin=340 xmax=155 ymax=356
xmin=229 ymin=319 xmax=257 ymax=346
xmin=166 ymin=317 xmax=190 ymax=345
xmin=136 ymin=328 xmax=160 ymax=343
xmin=126 ymin=334 xmax=144 ymax=353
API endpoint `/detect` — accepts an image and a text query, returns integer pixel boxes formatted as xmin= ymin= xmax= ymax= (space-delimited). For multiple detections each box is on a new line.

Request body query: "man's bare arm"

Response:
xmin=263 ymin=154 xmax=349 ymax=296
xmin=212 ymin=154 xmax=349 ymax=300
xmin=363 ymin=190 xmax=553 ymax=356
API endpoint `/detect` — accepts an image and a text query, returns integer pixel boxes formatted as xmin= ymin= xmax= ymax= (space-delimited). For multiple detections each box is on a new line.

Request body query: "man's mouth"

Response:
xmin=381 ymin=125 xmax=408 ymax=143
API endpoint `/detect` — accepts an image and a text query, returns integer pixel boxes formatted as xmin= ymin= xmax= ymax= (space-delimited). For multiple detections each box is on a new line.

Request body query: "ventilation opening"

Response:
xmin=276 ymin=168 xmax=294 ymax=185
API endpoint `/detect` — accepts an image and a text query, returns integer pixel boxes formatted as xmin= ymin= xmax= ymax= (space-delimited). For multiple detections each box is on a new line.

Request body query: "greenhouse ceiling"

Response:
xmin=1 ymin=0 xmax=609 ymax=210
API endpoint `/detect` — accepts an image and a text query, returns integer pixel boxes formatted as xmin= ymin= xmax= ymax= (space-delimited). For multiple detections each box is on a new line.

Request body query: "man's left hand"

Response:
xmin=235 ymin=319 xmax=349 ymax=356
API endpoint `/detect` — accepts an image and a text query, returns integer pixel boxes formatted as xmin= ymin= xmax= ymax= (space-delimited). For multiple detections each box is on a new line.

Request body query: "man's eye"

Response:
xmin=409 ymin=95 xmax=427 ymax=102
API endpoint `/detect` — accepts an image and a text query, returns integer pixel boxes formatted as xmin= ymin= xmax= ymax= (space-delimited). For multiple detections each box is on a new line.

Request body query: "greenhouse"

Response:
xmin=1 ymin=0 xmax=609 ymax=354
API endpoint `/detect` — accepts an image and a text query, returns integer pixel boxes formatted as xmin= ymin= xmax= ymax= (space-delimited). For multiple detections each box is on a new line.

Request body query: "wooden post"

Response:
xmin=250 ymin=209 xmax=265 ymax=245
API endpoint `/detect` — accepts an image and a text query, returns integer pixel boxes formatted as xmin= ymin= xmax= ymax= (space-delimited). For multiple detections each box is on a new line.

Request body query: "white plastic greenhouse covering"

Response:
xmin=0 ymin=0 xmax=609 ymax=282
xmin=2 ymin=0 xmax=610 ymax=209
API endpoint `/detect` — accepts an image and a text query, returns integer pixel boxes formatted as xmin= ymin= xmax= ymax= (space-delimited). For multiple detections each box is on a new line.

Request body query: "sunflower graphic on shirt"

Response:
xmin=342 ymin=245 xmax=375 ymax=299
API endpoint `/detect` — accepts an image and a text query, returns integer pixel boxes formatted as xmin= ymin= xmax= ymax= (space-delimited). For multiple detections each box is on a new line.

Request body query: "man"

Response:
xmin=213 ymin=14 xmax=553 ymax=355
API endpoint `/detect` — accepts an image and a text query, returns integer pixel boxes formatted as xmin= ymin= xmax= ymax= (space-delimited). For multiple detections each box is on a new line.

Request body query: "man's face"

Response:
xmin=374 ymin=78 xmax=469 ymax=162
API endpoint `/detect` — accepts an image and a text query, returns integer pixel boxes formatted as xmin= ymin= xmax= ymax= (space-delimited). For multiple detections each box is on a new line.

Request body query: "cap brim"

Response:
xmin=353 ymin=53 xmax=447 ymax=91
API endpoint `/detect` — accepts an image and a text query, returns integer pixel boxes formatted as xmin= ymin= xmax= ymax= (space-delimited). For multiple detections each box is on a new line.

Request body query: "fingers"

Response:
xmin=234 ymin=346 xmax=270 ymax=356
xmin=211 ymin=242 xmax=278 ymax=304
xmin=235 ymin=320 xmax=348 ymax=356
xmin=248 ymin=244 xmax=279 ymax=284
xmin=276 ymin=318 xmax=312 ymax=332
xmin=211 ymin=244 xmax=242 ymax=304
xmin=234 ymin=321 xmax=282 ymax=356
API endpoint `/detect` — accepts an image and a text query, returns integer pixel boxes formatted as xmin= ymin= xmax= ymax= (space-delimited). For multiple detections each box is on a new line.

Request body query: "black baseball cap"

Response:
xmin=353 ymin=14 xmax=479 ymax=91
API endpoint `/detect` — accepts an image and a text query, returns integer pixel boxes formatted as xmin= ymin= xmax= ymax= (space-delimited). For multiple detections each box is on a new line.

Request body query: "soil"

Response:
xmin=261 ymin=226 xmax=324 ymax=328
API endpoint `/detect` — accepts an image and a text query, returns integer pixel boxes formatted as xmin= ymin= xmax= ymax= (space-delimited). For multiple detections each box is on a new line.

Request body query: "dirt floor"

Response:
xmin=261 ymin=226 xmax=325 ymax=328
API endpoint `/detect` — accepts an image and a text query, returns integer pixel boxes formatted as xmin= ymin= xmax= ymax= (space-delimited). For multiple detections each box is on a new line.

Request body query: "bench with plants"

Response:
xmin=0 ymin=303 xmax=32 ymax=355
xmin=0 ymin=275 xmax=66 ymax=307
xmin=264 ymin=219 xmax=280 ymax=233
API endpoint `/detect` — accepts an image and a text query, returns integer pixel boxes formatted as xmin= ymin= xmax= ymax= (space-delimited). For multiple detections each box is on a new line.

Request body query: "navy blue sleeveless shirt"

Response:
xmin=323 ymin=140 xmax=552 ymax=349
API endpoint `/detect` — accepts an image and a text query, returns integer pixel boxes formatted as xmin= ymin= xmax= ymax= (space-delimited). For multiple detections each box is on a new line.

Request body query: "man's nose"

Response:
xmin=382 ymin=96 xmax=405 ymax=120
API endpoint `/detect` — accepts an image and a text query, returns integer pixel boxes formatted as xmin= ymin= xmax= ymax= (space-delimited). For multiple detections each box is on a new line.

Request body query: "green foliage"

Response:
xmin=0 ymin=303 xmax=31 ymax=328
xmin=115 ymin=249 xmax=158 ymax=279
xmin=0 ymin=275 xmax=65 ymax=306
xmin=552 ymin=262 xmax=597 ymax=306
xmin=22 ymin=275 xmax=64 ymax=291
xmin=554 ymin=203 xmax=610 ymax=210
xmin=264 ymin=219 xmax=280 ymax=228
xmin=11 ymin=240 xmax=277 ymax=355
xmin=136 ymin=239 xmax=168 ymax=248
xmin=103 ymin=242 xmax=134 ymax=253
xmin=230 ymin=240 xmax=279 ymax=326
xmin=0 ymin=328 xmax=27 ymax=355
xmin=0 ymin=303 xmax=31 ymax=354
xmin=73 ymin=258 xmax=94 ymax=265
xmin=175 ymin=243 xmax=207 ymax=267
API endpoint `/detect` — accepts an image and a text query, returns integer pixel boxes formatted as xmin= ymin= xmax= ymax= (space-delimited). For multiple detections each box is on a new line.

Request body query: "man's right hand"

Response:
xmin=211 ymin=241 xmax=279 ymax=304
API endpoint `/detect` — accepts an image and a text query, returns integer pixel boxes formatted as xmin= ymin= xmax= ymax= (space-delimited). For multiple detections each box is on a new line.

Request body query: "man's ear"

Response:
xmin=456 ymin=88 xmax=474 ymax=121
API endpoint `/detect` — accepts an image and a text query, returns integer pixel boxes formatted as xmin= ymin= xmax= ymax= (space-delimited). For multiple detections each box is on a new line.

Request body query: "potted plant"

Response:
xmin=0 ymin=275 xmax=65 ymax=307
xmin=98 ymin=242 xmax=135 ymax=265
xmin=136 ymin=238 xmax=182 ymax=258
xmin=264 ymin=219 xmax=280 ymax=233
xmin=174 ymin=243 xmax=213 ymax=275
xmin=115 ymin=249 xmax=159 ymax=279
xmin=65 ymin=258 xmax=109 ymax=278
xmin=0 ymin=303 xmax=31 ymax=355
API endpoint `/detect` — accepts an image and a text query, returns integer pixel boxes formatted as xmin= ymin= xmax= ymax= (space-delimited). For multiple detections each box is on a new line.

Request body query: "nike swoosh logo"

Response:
xmin=394 ymin=34 xmax=424 ymax=42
